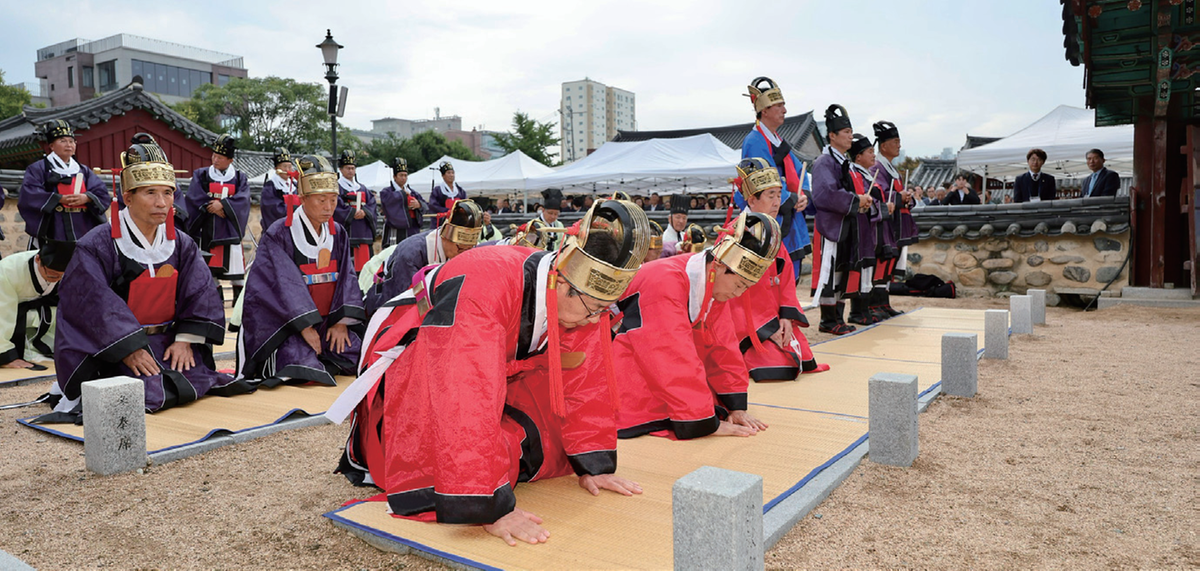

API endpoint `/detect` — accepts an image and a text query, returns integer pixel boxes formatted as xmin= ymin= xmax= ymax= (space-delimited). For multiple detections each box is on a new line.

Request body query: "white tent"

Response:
xmin=402 ymin=150 xmax=555 ymax=195
xmin=524 ymin=134 xmax=742 ymax=194
xmin=957 ymin=105 xmax=1134 ymax=180
xmin=353 ymin=160 xmax=394 ymax=191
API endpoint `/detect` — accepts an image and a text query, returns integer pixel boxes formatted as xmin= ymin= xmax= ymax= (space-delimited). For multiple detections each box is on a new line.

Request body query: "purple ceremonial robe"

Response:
xmin=363 ymin=229 xmax=436 ymax=317
xmin=810 ymin=151 xmax=857 ymax=242
xmin=259 ymin=176 xmax=297 ymax=233
xmin=52 ymin=223 xmax=233 ymax=412
xmin=379 ymin=181 xmax=428 ymax=245
xmin=236 ymin=215 xmax=366 ymax=386
xmin=185 ymin=167 xmax=250 ymax=277
xmin=428 ymin=182 xmax=467 ymax=214
xmin=19 ymin=157 xmax=110 ymax=243
xmin=868 ymin=162 xmax=918 ymax=249
xmin=335 ymin=180 xmax=378 ymax=247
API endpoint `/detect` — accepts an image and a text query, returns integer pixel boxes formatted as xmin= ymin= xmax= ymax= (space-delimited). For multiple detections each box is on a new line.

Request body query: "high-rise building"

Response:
xmin=560 ymin=78 xmax=635 ymax=163
xmin=34 ymin=34 xmax=248 ymax=107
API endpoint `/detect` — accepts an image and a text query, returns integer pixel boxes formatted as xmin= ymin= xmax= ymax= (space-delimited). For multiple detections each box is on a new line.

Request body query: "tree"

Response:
xmin=362 ymin=130 xmax=479 ymax=171
xmin=173 ymin=76 xmax=331 ymax=153
xmin=897 ymin=156 xmax=922 ymax=176
xmin=491 ymin=111 xmax=560 ymax=166
xmin=0 ymin=69 xmax=32 ymax=120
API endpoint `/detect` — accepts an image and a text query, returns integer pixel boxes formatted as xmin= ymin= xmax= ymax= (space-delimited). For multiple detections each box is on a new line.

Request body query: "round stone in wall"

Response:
xmin=1096 ymin=266 xmax=1124 ymax=283
xmin=953 ymin=253 xmax=978 ymax=269
xmin=1050 ymin=255 xmax=1086 ymax=264
xmin=1094 ymin=237 xmax=1121 ymax=251
xmin=1034 ymin=240 xmax=1049 ymax=252
xmin=982 ymin=258 xmax=1015 ymax=270
xmin=1027 ymin=255 xmax=1044 ymax=267
xmin=907 ymin=252 xmax=922 ymax=265
xmin=958 ymin=267 xmax=987 ymax=287
xmin=1063 ymin=266 xmax=1092 ymax=283
xmin=955 ymin=242 xmax=975 ymax=252
xmin=1025 ymin=271 xmax=1052 ymax=287
xmin=988 ymin=271 xmax=1018 ymax=285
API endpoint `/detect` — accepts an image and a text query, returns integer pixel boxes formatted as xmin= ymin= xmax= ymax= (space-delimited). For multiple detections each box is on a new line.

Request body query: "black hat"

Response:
xmin=338 ymin=149 xmax=357 ymax=168
xmin=669 ymin=194 xmax=690 ymax=215
xmin=272 ymin=147 xmax=292 ymax=166
xmin=38 ymin=240 xmax=77 ymax=272
xmin=391 ymin=157 xmax=408 ymax=174
xmin=873 ymin=121 xmax=899 ymax=143
xmin=212 ymin=134 xmax=237 ymax=158
xmin=848 ymin=134 xmax=873 ymax=160
xmin=438 ymin=161 xmax=454 ymax=174
xmin=42 ymin=120 xmax=75 ymax=144
xmin=824 ymin=104 xmax=852 ymax=135
xmin=541 ymin=188 xmax=563 ymax=211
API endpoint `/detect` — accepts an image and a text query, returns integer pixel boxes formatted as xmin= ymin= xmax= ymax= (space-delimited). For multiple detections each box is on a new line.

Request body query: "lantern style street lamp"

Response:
xmin=317 ymin=30 xmax=343 ymax=158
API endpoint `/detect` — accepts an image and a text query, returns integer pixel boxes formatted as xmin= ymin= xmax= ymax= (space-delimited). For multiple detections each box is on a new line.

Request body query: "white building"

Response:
xmin=560 ymin=78 xmax=635 ymax=164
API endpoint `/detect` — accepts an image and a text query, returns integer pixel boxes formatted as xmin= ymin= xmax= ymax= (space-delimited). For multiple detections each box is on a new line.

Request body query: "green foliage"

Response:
xmin=0 ymin=69 xmax=32 ymax=119
xmin=361 ymin=130 xmax=479 ymax=171
xmin=491 ymin=111 xmax=559 ymax=166
xmin=172 ymin=76 xmax=331 ymax=153
xmin=897 ymin=156 xmax=922 ymax=175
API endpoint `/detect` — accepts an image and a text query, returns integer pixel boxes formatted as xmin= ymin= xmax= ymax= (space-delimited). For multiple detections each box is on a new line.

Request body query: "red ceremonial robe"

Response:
xmin=611 ymin=251 xmax=749 ymax=440
xmin=726 ymin=248 xmax=824 ymax=380
xmin=341 ymin=246 xmax=619 ymax=524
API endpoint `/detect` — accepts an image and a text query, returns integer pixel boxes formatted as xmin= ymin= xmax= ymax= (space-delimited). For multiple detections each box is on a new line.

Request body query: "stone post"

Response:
xmin=984 ymin=309 xmax=1009 ymax=360
xmin=868 ymin=373 xmax=919 ymax=467
xmin=673 ymin=466 xmax=764 ymax=570
xmin=1028 ymin=289 xmax=1046 ymax=325
xmin=1010 ymin=295 xmax=1033 ymax=334
xmin=941 ymin=333 xmax=978 ymax=397
xmin=82 ymin=377 xmax=147 ymax=476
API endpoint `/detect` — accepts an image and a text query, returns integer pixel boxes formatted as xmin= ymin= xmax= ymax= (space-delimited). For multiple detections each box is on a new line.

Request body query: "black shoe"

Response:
xmin=848 ymin=296 xmax=874 ymax=325
xmin=880 ymin=289 xmax=903 ymax=317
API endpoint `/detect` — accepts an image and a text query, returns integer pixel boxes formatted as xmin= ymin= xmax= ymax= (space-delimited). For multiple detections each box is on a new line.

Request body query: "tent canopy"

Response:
xmin=524 ymin=133 xmax=742 ymax=194
xmin=398 ymin=150 xmax=555 ymax=196
xmin=957 ymin=105 xmax=1133 ymax=180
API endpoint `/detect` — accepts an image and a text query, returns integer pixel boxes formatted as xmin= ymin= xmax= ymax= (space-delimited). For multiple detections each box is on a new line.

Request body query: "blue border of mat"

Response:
xmin=762 ymin=432 xmax=870 ymax=513
xmin=324 ymin=503 xmax=503 ymax=571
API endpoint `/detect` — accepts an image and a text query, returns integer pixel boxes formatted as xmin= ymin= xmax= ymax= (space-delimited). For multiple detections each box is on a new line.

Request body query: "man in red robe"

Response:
xmin=726 ymin=158 xmax=829 ymax=380
xmin=333 ymin=199 xmax=653 ymax=546
xmin=611 ymin=210 xmax=780 ymax=440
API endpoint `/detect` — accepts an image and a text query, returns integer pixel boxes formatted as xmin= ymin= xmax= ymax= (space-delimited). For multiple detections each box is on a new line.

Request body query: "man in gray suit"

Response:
xmin=1081 ymin=149 xmax=1120 ymax=197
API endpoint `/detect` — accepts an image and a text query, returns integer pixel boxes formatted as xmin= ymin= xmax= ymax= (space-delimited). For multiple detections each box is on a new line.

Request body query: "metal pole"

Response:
xmin=332 ymin=114 xmax=338 ymax=159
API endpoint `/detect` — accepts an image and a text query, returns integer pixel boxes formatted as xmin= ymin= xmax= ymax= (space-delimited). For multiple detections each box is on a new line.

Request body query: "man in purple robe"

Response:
xmin=259 ymin=147 xmax=299 ymax=233
xmin=334 ymin=150 xmax=378 ymax=274
xmin=428 ymin=161 xmax=467 ymax=214
xmin=867 ymin=121 xmax=916 ymax=320
xmin=42 ymin=134 xmax=241 ymax=420
xmin=810 ymin=105 xmax=873 ymax=335
xmin=362 ymin=200 xmax=483 ymax=317
xmin=378 ymin=157 xmax=428 ymax=247
xmin=18 ymin=120 xmax=110 ymax=248
xmin=236 ymin=155 xmax=367 ymax=386
xmin=186 ymin=134 xmax=250 ymax=302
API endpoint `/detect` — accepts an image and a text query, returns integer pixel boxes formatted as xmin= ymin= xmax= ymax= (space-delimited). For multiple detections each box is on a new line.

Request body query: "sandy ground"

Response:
xmin=0 ymin=294 xmax=1196 ymax=570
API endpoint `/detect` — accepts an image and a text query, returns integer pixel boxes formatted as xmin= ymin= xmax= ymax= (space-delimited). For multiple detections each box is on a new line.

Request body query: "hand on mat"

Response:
xmin=771 ymin=319 xmax=794 ymax=349
xmin=483 ymin=507 xmax=549 ymax=546
xmin=579 ymin=473 xmax=643 ymax=497
xmin=122 ymin=348 xmax=161 ymax=377
xmin=2 ymin=359 xmax=35 ymax=369
xmin=728 ymin=410 xmax=769 ymax=433
xmin=326 ymin=323 xmax=350 ymax=354
xmin=301 ymin=326 xmax=323 ymax=355
xmin=164 ymin=341 xmax=195 ymax=371
xmin=714 ymin=419 xmax=757 ymax=437
xmin=207 ymin=200 xmax=227 ymax=218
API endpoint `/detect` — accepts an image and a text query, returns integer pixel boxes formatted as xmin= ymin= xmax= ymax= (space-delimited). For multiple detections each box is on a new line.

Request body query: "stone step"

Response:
xmin=1119 ymin=286 xmax=1197 ymax=300
xmin=1096 ymin=297 xmax=1200 ymax=309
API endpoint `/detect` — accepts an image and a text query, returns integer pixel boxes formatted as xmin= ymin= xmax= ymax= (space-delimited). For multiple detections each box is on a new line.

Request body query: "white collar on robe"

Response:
xmin=685 ymin=250 xmax=712 ymax=323
xmin=824 ymin=145 xmax=847 ymax=165
xmin=115 ymin=208 xmax=174 ymax=268
xmin=208 ymin=165 xmax=236 ymax=183
xmin=46 ymin=153 xmax=80 ymax=177
xmin=291 ymin=205 xmax=333 ymax=261
xmin=424 ymin=228 xmax=446 ymax=266
xmin=663 ymin=225 xmax=685 ymax=245
xmin=878 ymin=155 xmax=901 ymax=179
xmin=269 ymin=171 xmax=295 ymax=193
xmin=530 ymin=251 xmax=555 ymax=354
xmin=338 ymin=175 xmax=360 ymax=192
xmin=31 ymin=256 xmax=55 ymax=294
xmin=756 ymin=121 xmax=782 ymax=147
xmin=851 ymin=162 xmax=873 ymax=178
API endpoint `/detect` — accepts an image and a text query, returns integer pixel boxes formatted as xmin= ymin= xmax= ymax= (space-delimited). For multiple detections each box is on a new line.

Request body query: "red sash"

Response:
xmin=207 ymin=181 xmax=236 ymax=198
xmin=207 ymin=245 xmax=225 ymax=268
xmin=353 ymin=244 xmax=370 ymax=273
xmin=300 ymin=259 xmax=339 ymax=317
xmin=757 ymin=124 xmax=801 ymax=195
xmin=128 ymin=268 xmax=178 ymax=326
xmin=56 ymin=175 xmax=87 ymax=211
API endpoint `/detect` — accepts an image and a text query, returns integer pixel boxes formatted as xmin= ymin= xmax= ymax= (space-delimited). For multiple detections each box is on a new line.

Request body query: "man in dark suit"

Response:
xmin=1013 ymin=148 xmax=1057 ymax=203
xmin=942 ymin=175 xmax=981 ymax=206
xmin=1081 ymin=148 xmax=1120 ymax=197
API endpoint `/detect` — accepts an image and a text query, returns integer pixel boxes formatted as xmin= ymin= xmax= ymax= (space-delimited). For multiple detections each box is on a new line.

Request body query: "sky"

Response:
xmin=1 ymin=0 xmax=1086 ymax=159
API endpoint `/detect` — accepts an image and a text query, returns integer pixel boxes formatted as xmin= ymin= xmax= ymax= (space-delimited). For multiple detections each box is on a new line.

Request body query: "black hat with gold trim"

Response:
xmin=271 ymin=147 xmax=292 ymax=166
xmin=440 ymin=200 xmax=484 ymax=246
xmin=734 ymin=157 xmax=783 ymax=199
xmin=338 ymin=149 xmax=357 ymax=168
xmin=824 ymin=104 xmax=852 ymax=135
xmin=873 ymin=121 xmax=899 ymax=144
xmin=295 ymin=155 xmax=340 ymax=196
xmin=38 ymin=240 xmax=77 ymax=272
xmin=746 ymin=76 xmax=785 ymax=114
xmin=712 ymin=211 xmax=782 ymax=283
xmin=41 ymin=119 xmax=75 ymax=144
xmin=669 ymin=194 xmax=690 ymax=215
xmin=648 ymin=219 xmax=664 ymax=250
xmin=391 ymin=157 xmax=408 ymax=175
xmin=556 ymin=199 xmax=651 ymax=302
xmin=848 ymin=134 xmax=873 ymax=160
xmin=120 ymin=133 xmax=175 ymax=192
xmin=438 ymin=161 xmax=454 ymax=175
xmin=541 ymin=188 xmax=564 ymax=211
xmin=212 ymin=134 xmax=237 ymax=158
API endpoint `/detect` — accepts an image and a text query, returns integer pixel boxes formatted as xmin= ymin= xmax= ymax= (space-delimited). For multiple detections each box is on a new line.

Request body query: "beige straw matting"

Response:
xmin=328 ymin=307 xmax=990 ymax=570
xmin=0 ymin=360 xmax=56 ymax=386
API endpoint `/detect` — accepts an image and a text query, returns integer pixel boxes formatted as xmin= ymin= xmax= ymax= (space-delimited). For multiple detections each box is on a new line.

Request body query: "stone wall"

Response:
xmin=905 ymin=232 xmax=1130 ymax=305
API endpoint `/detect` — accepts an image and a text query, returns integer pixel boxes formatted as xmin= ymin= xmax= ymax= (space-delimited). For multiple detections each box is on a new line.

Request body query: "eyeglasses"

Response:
xmin=569 ymin=286 xmax=610 ymax=318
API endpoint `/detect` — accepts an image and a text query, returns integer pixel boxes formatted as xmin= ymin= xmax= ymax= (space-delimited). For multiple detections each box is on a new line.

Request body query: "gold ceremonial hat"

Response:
xmin=515 ymin=218 xmax=549 ymax=249
xmin=647 ymin=219 xmax=663 ymax=250
xmin=735 ymin=157 xmax=782 ymax=199
xmin=120 ymin=133 xmax=176 ymax=192
xmin=711 ymin=211 xmax=781 ymax=282
xmin=746 ymin=76 xmax=785 ymax=114
xmin=557 ymin=199 xmax=651 ymax=302
xmin=296 ymin=155 xmax=339 ymax=196
xmin=440 ymin=200 xmax=484 ymax=246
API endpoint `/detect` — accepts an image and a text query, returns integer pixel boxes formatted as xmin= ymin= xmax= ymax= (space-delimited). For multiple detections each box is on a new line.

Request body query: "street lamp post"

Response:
xmin=317 ymin=30 xmax=343 ymax=158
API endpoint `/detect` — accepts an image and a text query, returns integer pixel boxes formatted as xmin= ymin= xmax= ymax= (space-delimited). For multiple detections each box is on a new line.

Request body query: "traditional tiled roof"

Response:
xmin=909 ymin=158 xmax=968 ymax=190
xmin=612 ymin=112 xmax=821 ymax=161
xmin=913 ymin=195 xmax=1130 ymax=240
xmin=0 ymin=82 xmax=218 ymax=154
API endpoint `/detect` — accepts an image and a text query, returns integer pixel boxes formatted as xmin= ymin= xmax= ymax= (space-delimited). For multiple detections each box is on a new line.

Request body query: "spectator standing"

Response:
xmin=1013 ymin=148 xmax=1057 ymax=203
xmin=1081 ymin=149 xmax=1120 ymax=197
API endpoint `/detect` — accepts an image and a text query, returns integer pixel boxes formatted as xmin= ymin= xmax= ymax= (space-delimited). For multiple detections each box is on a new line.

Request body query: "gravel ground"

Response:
xmin=0 ymin=295 xmax=1195 ymax=570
